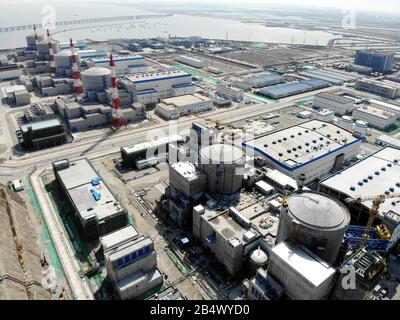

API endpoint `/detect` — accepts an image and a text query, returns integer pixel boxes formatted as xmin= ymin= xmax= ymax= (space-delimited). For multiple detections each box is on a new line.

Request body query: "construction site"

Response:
xmin=1 ymin=2 xmax=400 ymax=303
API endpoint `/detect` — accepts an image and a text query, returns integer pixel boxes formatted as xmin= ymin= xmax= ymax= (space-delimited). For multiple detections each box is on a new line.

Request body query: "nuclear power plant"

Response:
xmin=1 ymin=4 xmax=399 ymax=304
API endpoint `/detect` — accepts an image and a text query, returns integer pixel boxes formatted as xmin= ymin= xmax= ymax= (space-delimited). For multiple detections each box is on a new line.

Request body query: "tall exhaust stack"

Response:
xmin=33 ymin=24 xmax=39 ymax=55
xmin=109 ymin=54 xmax=127 ymax=129
xmin=47 ymin=29 xmax=56 ymax=74
xmin=70 ymin=38 xmax=83 ymax=95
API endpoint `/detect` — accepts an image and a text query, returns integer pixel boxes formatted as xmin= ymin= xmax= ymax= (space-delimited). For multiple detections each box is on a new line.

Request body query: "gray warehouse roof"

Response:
xmin=259 ymin=79 xmax=329 ymax=98
xmin=56 ymin=159 xmax=123 ymax=221
xmin=20 ymin=118 xmax=62 ymax=133
xmin=315 ymin=92 xmax=354 ymax=105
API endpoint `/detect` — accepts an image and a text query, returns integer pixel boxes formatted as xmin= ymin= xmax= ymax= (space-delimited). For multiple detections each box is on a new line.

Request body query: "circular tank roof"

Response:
xmin=82 ymin=67 xmax=111 ymax=77
xmin=287 ymin=191 xmax=350 ymax=230
xmin=355 ymin=120 xmax=368 ymax=127
xmin=342 ymin=116 xmax=353 ymax=121
xmin=250 ymin=248 xmax=268 ymax=264
xmin=200 ymin=144 xmax=243 ymax=164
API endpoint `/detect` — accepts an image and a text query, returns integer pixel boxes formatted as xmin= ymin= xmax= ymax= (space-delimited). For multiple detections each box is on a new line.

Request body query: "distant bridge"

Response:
xmin=0 ymin=14 xmax=172 ymax=33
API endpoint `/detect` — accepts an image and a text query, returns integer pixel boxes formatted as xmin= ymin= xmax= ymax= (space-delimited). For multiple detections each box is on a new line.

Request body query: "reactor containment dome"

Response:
xmin=199 ymin=144 xmax=245 ymax=194
xmin=277 ymin=190 xmax=350 ymax=264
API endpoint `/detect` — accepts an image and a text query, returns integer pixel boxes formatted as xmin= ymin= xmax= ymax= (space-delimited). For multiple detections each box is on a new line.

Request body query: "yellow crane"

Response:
xmin=346 ymin=192 xmax=400 ymax=249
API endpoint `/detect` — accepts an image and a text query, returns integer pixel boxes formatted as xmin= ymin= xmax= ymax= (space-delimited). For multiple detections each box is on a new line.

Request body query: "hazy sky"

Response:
xmin=5 ymin=0 xmax=400 ymax=13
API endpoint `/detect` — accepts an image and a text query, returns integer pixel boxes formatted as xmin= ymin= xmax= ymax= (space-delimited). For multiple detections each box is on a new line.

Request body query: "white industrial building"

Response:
xmin=52 ymin=159 xmax=127 ymax=242
xmin=55 ymin=97 xmax=145 ymax=131
xmin=216 ymin=84 xmax=244 ymax=101
xmin=54 ymin=50 xmax=81 ymax=76
xmin=375 ymin=134 xmax=400 ymax=149
xmin=313 ymin=92 xmax=355 ymax=115
xmin=0 ymin=64 xmax=22 ymax=81
xmin=85 ymin=55 xmax=148 ymax=75
xmin=243 ymin=72 xmax=284 ymax=88
xmin=312 ymin=109 xmax=335 ymax=122
xmin=155 ymin=93 xmax=213 ymax=120
xmin=319 ymin=147 xmax=400 ymax=230
xmin=169 ymin=162 xmax=206 ymax=200
xmin=0 ymin=85 xmax=30 ymax=106
xmin=352 ymin=105 xmax=397 ymax=130
xmin=155 ymin=103 xmax=180 ymax=120
xmin=368 ymin=99 xmax=400 ymax=119
xmin=267 ymin=241 xmax=336 ymax=300
xmin=121 ymin=70 xmax=194 ymax=105
xmin=243 ymin=120 xmax=362 ymax=183
xmin=355 ymin=78 xmax=400 ymax=99
xmin=101 ymin=225 xmax=163 ymax=300
xmin=176 ymin=55 xmax=205 ymax=68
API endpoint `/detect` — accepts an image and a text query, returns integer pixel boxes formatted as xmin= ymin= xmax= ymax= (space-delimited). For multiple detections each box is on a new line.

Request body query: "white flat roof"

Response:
xmin=171 ymin=162 xmax=204 ymax=181
xmin=265 ymin=169 xmax=298 ymax=189
xmin=162 ymin=93 xmax=210 ymax=107
xmin=100 ymin=225 xmax=139 ymax=252
xmin=369 ymin=99 xmax=400 ymax=113
xmin=376 ymin=135 xmax=400 ymax=149
xmin=272 ymin=241 xmax=336 ymax=287
xmin=56 ymin=159 xmax=122 ymax=221
xmin=121 ymin=134 xmax=183 ymax=154
xmin=125 ymin=70 xmax=190 ymax=83
xmin=321 ymin=147 xmax=400 ymax=223
xmin=255 ymin=180 xmax=274 ymax=193
xmin=245 ymin=120 xmax=359 ymax=169
xmin=354 ymin=105 xmax=396 ymax=119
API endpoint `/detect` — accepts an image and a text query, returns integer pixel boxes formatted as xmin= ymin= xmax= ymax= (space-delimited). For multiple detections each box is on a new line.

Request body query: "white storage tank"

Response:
xmin=277 ymin=190 xmax=350 ymax=264
xmin=199 ymin=144 xmax=245 ymax=194
xmin=81 ymin=67 xmax=111 ymax=94
xmin=353 ymin=120 xmax=368 ymax=138
xmin=339 ymin=115 xmax=354 ymax=131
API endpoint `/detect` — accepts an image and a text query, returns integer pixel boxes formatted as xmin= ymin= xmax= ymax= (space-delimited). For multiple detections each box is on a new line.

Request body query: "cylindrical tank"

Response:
xmin=81 ymin=67 xmax=111 ymax=94
xmin=248 ymin=247 xmax=268 ymax=277
xmin=339 ymin=115 xmax=354 ymax=131
xmin=277 ymin=190 xmax=350 ymax=264
xmin=55 ymin=50 xmax=81 ymax=69
xmin=353 ymin=120 xmax=368 ymax=138
xmin=199 ymin=144 xmax=244 ymax=194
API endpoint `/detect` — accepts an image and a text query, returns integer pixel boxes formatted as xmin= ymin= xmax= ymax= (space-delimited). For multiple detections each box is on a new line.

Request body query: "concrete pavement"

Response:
xmin=30 ymin=168 xmax=94 ymax=300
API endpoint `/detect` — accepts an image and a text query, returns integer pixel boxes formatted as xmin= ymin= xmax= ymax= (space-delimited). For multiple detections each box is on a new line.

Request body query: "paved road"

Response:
xmin=0 ymin=88 xmax=336 ymax=176
xmin=30 ymin=169 xmax=94 ymax=300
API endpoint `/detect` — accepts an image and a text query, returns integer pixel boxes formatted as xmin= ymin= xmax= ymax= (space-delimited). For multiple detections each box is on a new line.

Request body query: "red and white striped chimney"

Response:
xmin=109 ymin=54 xmax=127 ymax=129
xmin=70 ymin=38 xmax=83 ymax=95
xmin=47 ymin=29 xmax=56 ymax=74
xmin=33 ymin=24 xmax=39 ymax=46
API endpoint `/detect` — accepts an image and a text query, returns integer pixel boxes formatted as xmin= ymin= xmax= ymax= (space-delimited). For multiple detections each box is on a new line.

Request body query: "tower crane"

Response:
xmin=346 ymin=192 xmax=400 ymax=249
